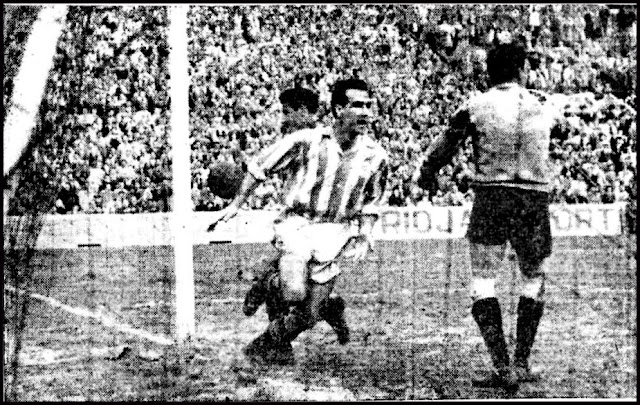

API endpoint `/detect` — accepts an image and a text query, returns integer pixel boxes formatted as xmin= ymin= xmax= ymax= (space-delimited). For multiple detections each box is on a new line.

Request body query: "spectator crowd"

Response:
xmin=4 ymin=5 xmax=636 ymax=227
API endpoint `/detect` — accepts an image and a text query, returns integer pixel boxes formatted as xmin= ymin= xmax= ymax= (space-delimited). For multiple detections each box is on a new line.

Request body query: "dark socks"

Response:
xmin=514 ymin=296 xmax=544 ymax=368
xmin=472 ymin=297 xmax=510 ymax=371
xmin=319 ymin=296 xmax=349 ymax=344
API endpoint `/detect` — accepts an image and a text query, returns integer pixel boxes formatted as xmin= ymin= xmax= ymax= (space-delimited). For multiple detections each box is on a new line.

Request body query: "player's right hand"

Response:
xmin=343 ymin=234 xmax=374 ymax=262
xmin=207 ymin=205 xmax=239 ymax=232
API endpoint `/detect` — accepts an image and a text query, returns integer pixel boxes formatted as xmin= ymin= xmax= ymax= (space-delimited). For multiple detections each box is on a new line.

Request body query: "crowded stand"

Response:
xmin=4 ymin=5 xmax=636 ymax=227
xmin=3 ymin=5 xmax=41 ymax=124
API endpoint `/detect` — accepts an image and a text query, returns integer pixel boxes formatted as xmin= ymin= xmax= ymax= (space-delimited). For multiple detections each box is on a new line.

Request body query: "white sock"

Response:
xmin=521 ymin=276 xmax=544 ymax=300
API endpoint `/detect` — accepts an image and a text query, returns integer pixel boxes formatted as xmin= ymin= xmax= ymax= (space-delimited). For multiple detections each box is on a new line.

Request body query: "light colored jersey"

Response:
xmin=426 ymin=83 xmax=563 ymax=192
xmin=247 ymin=126 xmax=388 ymax=222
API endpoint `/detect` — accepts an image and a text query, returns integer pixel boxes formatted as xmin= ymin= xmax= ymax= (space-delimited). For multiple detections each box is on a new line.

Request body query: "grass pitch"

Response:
xmin=4 ymin=236 xmax=636 ymax=400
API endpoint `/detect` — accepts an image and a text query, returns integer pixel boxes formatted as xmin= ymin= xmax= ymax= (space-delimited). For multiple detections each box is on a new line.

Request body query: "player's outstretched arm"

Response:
xmin=207 ymin=173 xmax=260 ymax=231
xmin=415 ymin=109 xmax=472 ymax=192
xmin=208 ymin=131 xmax=307 ymax=231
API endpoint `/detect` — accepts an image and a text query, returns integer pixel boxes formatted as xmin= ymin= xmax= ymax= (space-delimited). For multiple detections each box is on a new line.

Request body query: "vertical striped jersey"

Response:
xmin=247 ymin=126 xmax=388 ymax=223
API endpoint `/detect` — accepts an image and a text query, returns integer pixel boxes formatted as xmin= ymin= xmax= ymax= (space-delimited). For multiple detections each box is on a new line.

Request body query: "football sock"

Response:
xmin=521 ymin=275 xmax=544 ymax=299
xmin=472 ymin=297 xmax=510 ymax=371
xmin=319 ymin=296 xmax=349 ymax=344
xmin=514 ymin=296 xmax=544 ymax=368
xmin=243 ymin=279 xmax=268 ymax=317
xmin=265 ymin=272 xmax=289 ymax=321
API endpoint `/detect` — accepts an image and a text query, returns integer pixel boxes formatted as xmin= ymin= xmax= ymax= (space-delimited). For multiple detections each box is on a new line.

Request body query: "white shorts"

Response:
xmin=273 ymin=214 xmax=353 ymax=284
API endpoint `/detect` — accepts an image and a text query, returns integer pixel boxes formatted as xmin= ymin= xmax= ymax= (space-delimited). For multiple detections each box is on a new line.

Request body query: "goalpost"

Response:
xmin=168 ymin=5 xmax=195 ymax=343
xmin=5 ymin=4 xmax=196 ymax=350
xmin=3 ymin=5 xmax=68 ymax=179
xmin=3 ymin=5 xmax=69 ymax=397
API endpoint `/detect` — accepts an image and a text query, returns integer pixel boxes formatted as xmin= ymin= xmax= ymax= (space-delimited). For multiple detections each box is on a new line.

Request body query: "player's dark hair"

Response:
xmin=331 ymin=78 xmax=370 ymax=117
xmin=486 ymin=42 xmax=527 ymax=85
xmin=279 ymin=86 xmax=319 ymax=114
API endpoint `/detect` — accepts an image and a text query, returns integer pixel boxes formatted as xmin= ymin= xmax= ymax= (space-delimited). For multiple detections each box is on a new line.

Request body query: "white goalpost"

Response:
xmin=3 ymin=4 xmax=68 ymax=185
xmin=3 ymin=5 xmax=69 ymax=397
xmin=168 ymin=5 xmax=195 ymax=343
xmin=5 ymin=4 xmax=196 ymax=348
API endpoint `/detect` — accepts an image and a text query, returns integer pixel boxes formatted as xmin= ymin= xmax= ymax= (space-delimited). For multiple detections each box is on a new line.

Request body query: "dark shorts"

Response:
xmin=467 ymin=186 xmax=552 ymax=264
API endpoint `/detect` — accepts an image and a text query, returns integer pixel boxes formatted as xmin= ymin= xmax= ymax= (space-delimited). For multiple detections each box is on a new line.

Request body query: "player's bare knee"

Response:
xmin=521 ymin=275 xmax=545 ymax=300
xmin=469 ymin=243 xmax=503 ymax=302
xmin=470 ymin=277 xmax=496 ymax=301
xmin=519 ymin=257 xmax=546 ymax=299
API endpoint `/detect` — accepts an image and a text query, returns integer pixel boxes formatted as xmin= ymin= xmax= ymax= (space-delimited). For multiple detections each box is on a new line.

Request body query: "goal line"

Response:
xmin=5 ymin=285 xmax=173 ymax=346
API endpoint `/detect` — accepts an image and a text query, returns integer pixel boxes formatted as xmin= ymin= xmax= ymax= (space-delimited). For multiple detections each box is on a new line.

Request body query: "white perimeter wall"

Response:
xmin=4 ymin=204 xmax=626 ymax=249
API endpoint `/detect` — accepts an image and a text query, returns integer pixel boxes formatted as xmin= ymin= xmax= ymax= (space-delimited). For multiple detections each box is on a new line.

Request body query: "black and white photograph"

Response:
xmin=3 ymin=3 xmax=636 ymax=400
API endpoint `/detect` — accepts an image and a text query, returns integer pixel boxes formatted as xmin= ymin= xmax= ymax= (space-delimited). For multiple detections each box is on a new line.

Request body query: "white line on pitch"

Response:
xmin=5 ymin=286 xmax=174 ymax=346
xmin=199 ymin=297 xmax=242 ymax=304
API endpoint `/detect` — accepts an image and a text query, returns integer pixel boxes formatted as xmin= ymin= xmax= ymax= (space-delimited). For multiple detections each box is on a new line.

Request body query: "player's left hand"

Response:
xmin=207 ymin=205 xmax=239 ymax=232
xmin=343 ymin=234 xmax=374 ymax=262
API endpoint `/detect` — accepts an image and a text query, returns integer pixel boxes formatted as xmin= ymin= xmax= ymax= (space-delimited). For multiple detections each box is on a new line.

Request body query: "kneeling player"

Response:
xmin=241 ymin=237 xmax=350 ymax=345
xmin=209 ymin=79 xmax=388 ymax=365
xmin=238 ymin=85 xmax=350 ymax=345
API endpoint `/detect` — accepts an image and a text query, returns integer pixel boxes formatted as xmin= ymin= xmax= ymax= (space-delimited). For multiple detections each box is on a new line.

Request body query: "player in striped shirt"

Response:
xmin=241 ymin=86 xmax=352 ymax=345
xmin=209 ymin=79 xmax=388 ymax=365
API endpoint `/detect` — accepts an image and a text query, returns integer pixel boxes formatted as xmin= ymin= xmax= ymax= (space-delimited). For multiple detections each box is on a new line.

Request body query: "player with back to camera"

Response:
xmin=240 ymin=85 xmax=351 ymax=346
xmin=209 ymin=79 xmax=388 ymax=365
xmin=414 ymin=40 xmax=566 ymax=389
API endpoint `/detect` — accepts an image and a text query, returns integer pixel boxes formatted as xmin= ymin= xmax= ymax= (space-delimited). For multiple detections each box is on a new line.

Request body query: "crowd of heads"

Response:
xmin=8 ymin=6 xmax=173 ymax=215
xmin=4 ymin=4 xmax=636 ymax=223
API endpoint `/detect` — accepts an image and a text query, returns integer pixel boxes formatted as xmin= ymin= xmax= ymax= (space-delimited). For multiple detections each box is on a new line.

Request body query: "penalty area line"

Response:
xmin=5 ymin=285 xmax=174 ymax=346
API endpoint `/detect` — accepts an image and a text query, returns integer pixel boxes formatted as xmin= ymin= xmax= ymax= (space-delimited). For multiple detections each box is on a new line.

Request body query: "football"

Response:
xmin=207 ymin=161 xmax=244 ymax=199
